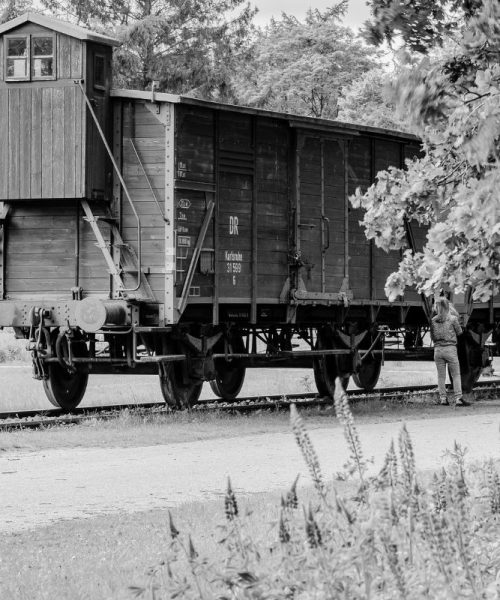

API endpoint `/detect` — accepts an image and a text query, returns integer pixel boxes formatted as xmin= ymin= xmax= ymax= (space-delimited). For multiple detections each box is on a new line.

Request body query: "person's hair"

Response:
xmin=434 ymin=297 xmax=449 ymax=322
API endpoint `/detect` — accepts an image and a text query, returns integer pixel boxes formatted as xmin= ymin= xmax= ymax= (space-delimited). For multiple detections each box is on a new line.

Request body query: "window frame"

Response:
xmin=93 ymin=53 xmax=106 ymax=91
xmin=4 ymin=32 xmax=57 ymax=82
xmin=4 ymin=34 xmax=30 ymax=82
xmin=31 ymin=33 xmax=56 ymax=81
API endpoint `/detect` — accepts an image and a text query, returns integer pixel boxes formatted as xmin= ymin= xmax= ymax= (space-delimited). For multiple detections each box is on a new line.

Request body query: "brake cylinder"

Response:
xmin=74 ymin=298 xmax=129 ymax=333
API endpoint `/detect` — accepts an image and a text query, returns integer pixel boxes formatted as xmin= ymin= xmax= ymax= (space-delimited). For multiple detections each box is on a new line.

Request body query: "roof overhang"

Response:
xmin=0 ymin=12 xmax=120 ymax=47
xmin=111 ymin=89 xmax=419 ymax=142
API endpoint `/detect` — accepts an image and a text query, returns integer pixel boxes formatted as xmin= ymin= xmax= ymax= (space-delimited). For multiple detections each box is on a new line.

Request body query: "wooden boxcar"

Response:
xmin=0 ymin=13 xmax=497 ymax=409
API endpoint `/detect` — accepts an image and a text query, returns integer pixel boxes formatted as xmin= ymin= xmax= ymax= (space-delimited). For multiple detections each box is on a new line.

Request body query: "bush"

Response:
xmin=132 ymin=380 xmax=500 ymax=599
xmin=0 ymin=328 xmax=30 ymax=363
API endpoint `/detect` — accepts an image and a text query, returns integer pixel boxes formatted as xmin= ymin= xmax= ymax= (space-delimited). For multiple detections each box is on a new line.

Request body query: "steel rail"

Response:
xmin=0 ymin=380 xmax=499 ymax=431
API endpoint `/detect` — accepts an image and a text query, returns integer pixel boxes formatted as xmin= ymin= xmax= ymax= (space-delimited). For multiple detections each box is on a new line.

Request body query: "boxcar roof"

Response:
xmin=111 ymin=89 xmax=419 ymax=142
xmin=0 ymin=12 xmax=120 ymax=46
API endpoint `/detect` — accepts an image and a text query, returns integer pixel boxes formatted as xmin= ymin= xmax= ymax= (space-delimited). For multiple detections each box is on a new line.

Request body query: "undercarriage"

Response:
xmin=13 ymin=299 xmax=494 ymax=411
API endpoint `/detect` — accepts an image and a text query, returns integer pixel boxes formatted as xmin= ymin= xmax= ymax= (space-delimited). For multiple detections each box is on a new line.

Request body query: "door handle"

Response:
xmin=321 ymin=216 xmax=330 ymax=251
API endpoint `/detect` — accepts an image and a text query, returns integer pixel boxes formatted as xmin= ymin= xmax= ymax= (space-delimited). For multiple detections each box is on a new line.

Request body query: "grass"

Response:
xmin=0 ymin=485 xmax=339 ymax=600
xmin=3 ymin=392 xmax=500 ymax=453
xmin=2 ymin=384 xmax=500 ymax=599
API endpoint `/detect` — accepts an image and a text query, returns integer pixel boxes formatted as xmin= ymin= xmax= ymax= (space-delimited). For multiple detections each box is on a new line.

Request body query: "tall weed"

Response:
xmin=132 ymin=378 xmax=500 ymax=599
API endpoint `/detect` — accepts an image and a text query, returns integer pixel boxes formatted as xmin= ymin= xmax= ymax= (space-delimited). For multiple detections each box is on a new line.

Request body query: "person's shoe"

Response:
xmin=456 ymin=397 xmax=470 ymax=406
xmin=440 ymin=398 xmax=449 ymax=406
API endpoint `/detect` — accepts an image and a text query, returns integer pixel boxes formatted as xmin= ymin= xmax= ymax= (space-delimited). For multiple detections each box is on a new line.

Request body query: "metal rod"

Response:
xmin=45 ymin=358 xmax=130 ymax=364
xmin=127 ymin=138 xmax=166 ymax=220
xmin=177 ymin=198 xmax=215 ymax=315
xmin=137 ymin=355 xmax=187 ymax=363
xmin=213 ymin=349 xmax=352 ymax=359
xmin=74 ymin=201 xmax=80 ymax=288
xmin=76 ymin=80 xmax=142 ymax=292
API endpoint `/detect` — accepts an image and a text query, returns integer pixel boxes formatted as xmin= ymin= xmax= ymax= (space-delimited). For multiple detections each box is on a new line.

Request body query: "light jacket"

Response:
xmin=431 ymin=315 xmax=462 ymax=347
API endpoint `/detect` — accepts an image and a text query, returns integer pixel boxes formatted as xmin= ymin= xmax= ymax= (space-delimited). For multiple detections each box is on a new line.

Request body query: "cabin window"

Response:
xmin=94 ymin=54 xmax=106 ymax=90
xmin=5 ymin=36 xmax=29 ymax=80
xmin=4 ymin=34 xmax=56 ymax=81
xmin=32 ymin=35 xmax=54 ymax=79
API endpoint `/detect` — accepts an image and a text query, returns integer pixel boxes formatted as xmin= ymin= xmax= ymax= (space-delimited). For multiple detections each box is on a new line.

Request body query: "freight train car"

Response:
xmin=0 ymin=13 xmax=497 ymax=409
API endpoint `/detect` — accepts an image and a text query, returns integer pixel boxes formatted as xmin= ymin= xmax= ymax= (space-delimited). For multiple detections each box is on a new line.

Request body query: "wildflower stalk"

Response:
xmin=381 ymin=535 xmax=407 ymax=599
xmin=283 ymin=474 xmax=299 ymax=510
xmin=420 ymin=509 xmax=457 ymax=596
xmin=290 ymin=403 xmax=326 ymax=501
xmin=377 ymin=439 xmax=398 ymax=489
xmin=398 ymin=424 xmax=416 ymax=493
xmin=225 ymin=477 xmax=238 ymax=521
xmin=224 ymin=477 xmax=249 ymax=561
xmin=334 ymin=378 xmax=366 ymax=488
xmin=487 ymin=460 xmax=500 ymax=513
xmin=168 ymin=518 xmax=210 ymax=599
xmin=278 ymin=508 xmax=291 ymax=545
xmin=454 ymin=524 xmax=480 ymax=600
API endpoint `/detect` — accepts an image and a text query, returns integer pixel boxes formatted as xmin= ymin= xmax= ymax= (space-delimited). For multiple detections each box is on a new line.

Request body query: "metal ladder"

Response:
xmin=80 ymin=199 xmax=155 ymax=301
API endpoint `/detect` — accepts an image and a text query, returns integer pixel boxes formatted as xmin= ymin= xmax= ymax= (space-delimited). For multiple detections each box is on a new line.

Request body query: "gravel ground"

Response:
xmin=1 ymin=402 xmax=500 ymax=533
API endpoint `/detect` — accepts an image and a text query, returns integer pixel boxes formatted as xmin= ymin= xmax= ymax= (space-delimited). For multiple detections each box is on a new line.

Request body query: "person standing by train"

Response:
xmin=430 ymin=297 xmax=470 ymax=406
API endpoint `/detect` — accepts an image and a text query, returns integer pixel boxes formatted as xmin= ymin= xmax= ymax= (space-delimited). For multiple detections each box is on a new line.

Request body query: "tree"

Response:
xmin=41 ymin=0 xmax=256 ymax=99
xmin=337 ymin=67 xmax=413 ymax=132
xmin=0 ymin=0 xmax=32 ymax=23
xmin=351 ymin=0 xmax=500 ymax=302
xmin=234 ymin=3 xmax=379 ymax=119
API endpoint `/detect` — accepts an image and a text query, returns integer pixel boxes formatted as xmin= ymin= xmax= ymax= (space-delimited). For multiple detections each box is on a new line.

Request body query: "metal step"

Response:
xmin=80 ymin=200 xmax=155 ymax=301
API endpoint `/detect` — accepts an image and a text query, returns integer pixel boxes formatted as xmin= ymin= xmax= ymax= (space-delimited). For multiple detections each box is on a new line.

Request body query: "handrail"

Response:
xmin=127 ymin=138 xmax=166 ymax=221
xmin=76 ymin=80 xmax=142 ymax=292
xmin=177 ymin=197 xmax=215 ymax=315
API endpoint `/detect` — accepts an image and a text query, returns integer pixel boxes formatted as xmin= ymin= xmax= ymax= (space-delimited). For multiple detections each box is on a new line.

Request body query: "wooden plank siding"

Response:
xmin=296 ymin=135 xmax=346 ymax=296
xmin=0 ymin=85 xmax=86 ymax=200
xmin=120 ymin=100 xmax=166 ymax=300
xmin=255 ymin=119 xmax=289 ymax=298
xmin=174 ymin=107 xmax=292 ymax=305
xmin=347 ymin=136 xmax=372 ymax=299
xmin=0 ymin=90 xmax=7 ymax=198
xmin=174 ymin=107 xmax=215 ymax=299
xmin=0 ymin=24 xmax=87 ymax=201
xmin=5 ymin=202 xmax=111 ymax=297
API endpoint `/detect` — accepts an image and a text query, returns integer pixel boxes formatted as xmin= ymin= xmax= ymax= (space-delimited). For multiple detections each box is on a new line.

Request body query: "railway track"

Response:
xmin=1 ymin=379 xmax=499 ymax=431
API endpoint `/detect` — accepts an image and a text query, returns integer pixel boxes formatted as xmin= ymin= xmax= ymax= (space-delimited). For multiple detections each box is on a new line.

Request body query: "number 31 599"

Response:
xmin=226 ymin=262 xmax=242 ymax=273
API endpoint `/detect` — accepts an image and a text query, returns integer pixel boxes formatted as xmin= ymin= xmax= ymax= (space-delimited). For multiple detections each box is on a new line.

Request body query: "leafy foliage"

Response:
xmin=41 ymin=0 xmax=256 ymax=99
xmin=234 ymin=3 xmax=379 ymax=118
xmin=133 ymin=380 xmax=500 ymax=598
xmin=337 ymin=67 xmax=414 ymax=132
xmin=352 ymin=0 xmax=500 ymax=302
xmin=0 ymin=0 xmax=32 ymax=23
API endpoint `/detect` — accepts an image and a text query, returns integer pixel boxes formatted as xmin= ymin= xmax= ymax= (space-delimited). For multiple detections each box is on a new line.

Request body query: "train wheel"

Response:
xmin=159 ymin=372 xmax=202 ymax=410
xmin=158 ymin=340 xmax=202 ymax=409
xmin=210 ymin=335 xmax=246 ymax=401
xmin=42 ymin=340 xmax=89 ymax=410
xmin=352 ymin=355 xmax=381 ymax=391
xmin=352 ymin=336 xmax=382 ymax=391
xmin=313 ymin=334 xmax=350 ymax=398
xmin=313 ymin=355 xmax=330 ymax=397
xmin=210 ymin=369 xmax=245 ymax=400
xmin=457 ymin=335 xmax=483 ymax=393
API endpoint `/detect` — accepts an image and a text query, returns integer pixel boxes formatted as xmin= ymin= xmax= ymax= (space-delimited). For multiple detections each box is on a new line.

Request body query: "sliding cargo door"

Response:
xmin=217 ymin=113 xmax=253 ymax=301
xmin=296 ymin=134 xmax=347 ymax=295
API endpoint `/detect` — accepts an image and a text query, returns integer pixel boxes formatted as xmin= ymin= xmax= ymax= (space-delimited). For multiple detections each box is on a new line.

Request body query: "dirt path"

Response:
xmin=1 ymin=409 xmax=499 ymax=533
